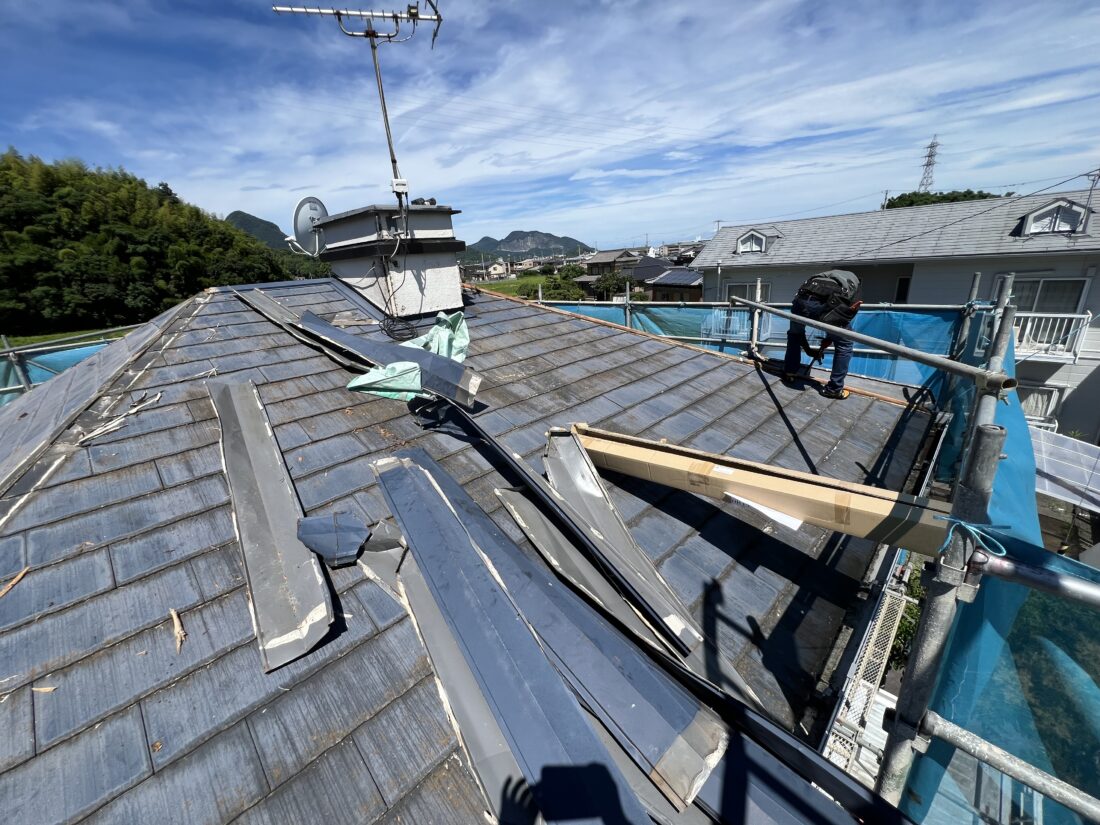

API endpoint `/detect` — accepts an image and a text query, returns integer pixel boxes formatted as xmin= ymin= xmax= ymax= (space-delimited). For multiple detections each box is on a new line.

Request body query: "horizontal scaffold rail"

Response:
xmin=727 ymin=294 xmax=1015 ymax=392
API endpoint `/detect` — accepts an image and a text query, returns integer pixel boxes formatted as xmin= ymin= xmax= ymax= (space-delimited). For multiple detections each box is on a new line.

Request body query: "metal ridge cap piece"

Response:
xmin=209 ymin=380 xmax=333 ymax=671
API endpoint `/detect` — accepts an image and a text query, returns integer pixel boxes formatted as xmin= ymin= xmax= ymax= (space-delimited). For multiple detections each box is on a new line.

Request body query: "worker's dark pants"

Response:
xmin=782 ymin=295 xmax=854 ymax=392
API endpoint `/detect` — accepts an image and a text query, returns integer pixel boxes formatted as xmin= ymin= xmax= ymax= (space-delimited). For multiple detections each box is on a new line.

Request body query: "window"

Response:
xmin=1016 ymin=384 xmax=1062 ymax=421
xmin=724 ymin=282 xmax=771 ymax=302
xmin=737 ymin=232 xmax=766 ymax=253
xmin=1025 ymin=202 xmax=1085 ymax=235
xmin=1002 ymin=276 xmax=1087 ymax=313
xmin=894 ymin=276 xmax=912 ymax=303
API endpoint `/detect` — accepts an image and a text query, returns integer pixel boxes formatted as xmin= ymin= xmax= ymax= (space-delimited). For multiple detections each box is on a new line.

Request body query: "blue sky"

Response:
xmin=3 ymin=0 xmax=1099 ymax=249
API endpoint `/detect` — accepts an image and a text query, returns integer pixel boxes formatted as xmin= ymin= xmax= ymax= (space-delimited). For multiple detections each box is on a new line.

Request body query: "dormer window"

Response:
xmin=738 ymin=231 xmax=766 ymax=253
xmin=1024 ymin=201 xmax=1086 ymax=235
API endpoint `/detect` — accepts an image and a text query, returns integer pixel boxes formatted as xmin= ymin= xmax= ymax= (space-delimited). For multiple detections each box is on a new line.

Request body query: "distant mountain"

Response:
xmin=226 ymin=211 xmax=288 ymax=250
xmin=463 ymin=230 xmax=592 ymax=262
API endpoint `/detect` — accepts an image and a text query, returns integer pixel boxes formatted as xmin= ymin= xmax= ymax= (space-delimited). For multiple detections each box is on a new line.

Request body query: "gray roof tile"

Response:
xmin=0 ymin=278 xmax=931 ymax=821
xmin=693 ymin=188 xmax=1100 ymax=268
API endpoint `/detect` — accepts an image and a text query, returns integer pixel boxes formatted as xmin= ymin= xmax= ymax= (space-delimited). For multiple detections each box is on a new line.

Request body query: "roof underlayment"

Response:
xmin=0 ymin=278 xmax=931 ymax=823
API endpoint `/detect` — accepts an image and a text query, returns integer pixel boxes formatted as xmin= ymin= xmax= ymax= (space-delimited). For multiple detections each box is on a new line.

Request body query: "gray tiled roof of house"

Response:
xmin=0 ymin=279 xmax=930 ymax=823
xmin=648 ymin=268 xmax=703 ymax=287
xmin=585 ymin=248 xmax=641 ymax=265
xmin=692 ymin=189 xmax=1099 ymax=268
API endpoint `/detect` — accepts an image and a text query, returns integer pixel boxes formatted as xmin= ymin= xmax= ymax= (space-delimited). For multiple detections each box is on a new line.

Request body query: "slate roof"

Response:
xmin=648 ymin=268 xmax=704 ymax=287
xmin=624 ymin=255 xmax=676 ymax=282
xmin=693 ymin=189 xmax=1100 ymax=268
xmin=585 ymin=248 xmax=641 ymax=265
xmin=0 ymin=278 xmax=932 ymax=824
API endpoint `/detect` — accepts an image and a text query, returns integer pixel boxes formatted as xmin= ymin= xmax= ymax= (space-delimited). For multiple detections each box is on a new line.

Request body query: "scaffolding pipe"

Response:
xmin=875 ymin=422 xmax=1006 ymax=804
xmin=728 ymin=295 xmax=1016 ymax=392
xmin=1 ymin=335 xmax=32 ymax=393
xmin=952 ymin=272 xmax=983 ymax=358
xmin=970 ymin=551 xmax=1100 ymax=610
xmin=973 ymin=304 xmax=1016 ymax=427
xmin=921 ymin=710 xmax=1100 ymax=823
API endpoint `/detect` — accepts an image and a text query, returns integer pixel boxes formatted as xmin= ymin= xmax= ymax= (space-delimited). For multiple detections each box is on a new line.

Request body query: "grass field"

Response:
xmin=476 ymin=275 xmax=547 ymax=297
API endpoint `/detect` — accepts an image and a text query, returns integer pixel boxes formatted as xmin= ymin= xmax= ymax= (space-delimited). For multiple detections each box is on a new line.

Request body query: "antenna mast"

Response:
xmin=272 ymin=4 xmax=443 ymax=211
xmin=918 ymin=135 xmax=939 ymax=193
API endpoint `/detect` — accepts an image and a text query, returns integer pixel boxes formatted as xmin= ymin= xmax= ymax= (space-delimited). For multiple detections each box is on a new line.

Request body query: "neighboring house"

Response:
xmin=658 ymin=241 xmax=706 ymax=265
xmin=584 ymin=248 xmax=642 ymax=278
xmin=486 ymin=261 xmax=509 ymax=278
xmin=645 ymin=267 xmax=703 ymax=301
xmin=621 ymin=255 xmax=675 ymax=286
xmin=691 ymin=190 xmax=1100 ymax=439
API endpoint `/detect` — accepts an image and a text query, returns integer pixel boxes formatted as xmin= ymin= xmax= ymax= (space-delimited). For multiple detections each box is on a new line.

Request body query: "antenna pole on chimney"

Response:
xmin=273 ymin=4 xmax=445 ymax=211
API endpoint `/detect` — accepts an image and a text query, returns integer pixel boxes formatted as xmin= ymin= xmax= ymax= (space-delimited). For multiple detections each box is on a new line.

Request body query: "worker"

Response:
xmin=782 ymin=269 xmax=862 ymax=399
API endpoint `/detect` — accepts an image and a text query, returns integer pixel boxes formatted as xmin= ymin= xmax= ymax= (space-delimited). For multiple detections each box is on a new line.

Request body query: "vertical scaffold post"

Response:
xmin=877 ymin=269 xmax=1017 ymax=804
xmin=2 ymin=335 xmax=32 ymax=394
xmin=750 ymin=277 xmax=762 ymax=354
xmin=876 ymin=421 xmax=1006 ymax=805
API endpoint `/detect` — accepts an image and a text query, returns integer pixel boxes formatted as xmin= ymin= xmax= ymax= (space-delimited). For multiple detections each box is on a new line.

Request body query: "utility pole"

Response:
xmin=918 ymin=136 xmax=939 ymax=193
xmin=881 ymin=190 xmax=890 ymax=209
xmin=714 ymin=220 xmax=723 ymax=237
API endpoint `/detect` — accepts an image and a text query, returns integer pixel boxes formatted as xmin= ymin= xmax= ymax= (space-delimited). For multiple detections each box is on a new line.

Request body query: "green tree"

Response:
xmin=593 ymin=271 xmax=626 ymax=299
xmin=888 ymin=572 xmax=925 ymax=672
xmin=883 ymin=189 xmax=1007 ymax=209
xmin=540 ymin=275 xmax=584 ymax=300
xmin=0 ymin=148 xmax=317 ymax=335
xmin=538 ymin=261 xmax=555 ymax=276
xmin=558 ymin=263 xmax=585 ymax=280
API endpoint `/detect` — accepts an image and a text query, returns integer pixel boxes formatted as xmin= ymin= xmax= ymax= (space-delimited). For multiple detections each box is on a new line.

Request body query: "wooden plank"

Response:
xmin=573 ymin=424 xmax=951 ymax=556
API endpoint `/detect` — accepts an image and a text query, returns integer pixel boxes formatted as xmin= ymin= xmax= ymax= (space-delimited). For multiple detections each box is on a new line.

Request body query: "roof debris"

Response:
xmin=0 ymin=567 xmax=28 ymax=600
xmin=169 ymin=608 xmax=187 ymax=654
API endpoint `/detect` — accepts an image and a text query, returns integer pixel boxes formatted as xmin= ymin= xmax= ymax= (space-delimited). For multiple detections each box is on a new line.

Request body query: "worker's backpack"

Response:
xmin=797 ymin=269 xmax=862 ymax=325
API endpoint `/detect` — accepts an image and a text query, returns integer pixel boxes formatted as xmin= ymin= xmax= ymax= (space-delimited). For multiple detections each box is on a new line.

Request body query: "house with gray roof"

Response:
xmin=0 ymin=268 xmax=934 ymax=823
xmin=692 ymin=190 xmax=1100 ymax=438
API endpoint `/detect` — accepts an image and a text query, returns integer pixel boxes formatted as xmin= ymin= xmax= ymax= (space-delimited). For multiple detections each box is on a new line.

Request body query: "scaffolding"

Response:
xmin=725 ymin=284 xmax=1100 ymax=824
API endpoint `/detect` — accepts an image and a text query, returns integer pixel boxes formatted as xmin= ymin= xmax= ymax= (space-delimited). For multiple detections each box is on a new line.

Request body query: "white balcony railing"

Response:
xmin=1013 ymin=311 xmax=1093 ymax=362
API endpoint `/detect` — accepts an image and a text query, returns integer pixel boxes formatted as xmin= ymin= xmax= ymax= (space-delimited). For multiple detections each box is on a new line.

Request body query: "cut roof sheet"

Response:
xmin=692 ymin=189 xmax=1100 ymax=268
xmin=0 ymin=277 xmax=931 ymax=823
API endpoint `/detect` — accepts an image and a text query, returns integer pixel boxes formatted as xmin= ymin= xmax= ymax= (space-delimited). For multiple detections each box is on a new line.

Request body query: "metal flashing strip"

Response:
xmin=396 ymin=555 xmax=529 ymax=825
xmin=373 ymin=455 xmax=652 ymax=824
xmin=544 ymin=429 xmax=704 ymax=654
xmin=298 ymin=311 xmax=481 ymax=407
xmin=495 ymin=488 xmax=665 ymax=651
xmin=209 ymin=381 xmax=333 ymax=671
xmin=390 ymin=451 xmax=729 ymax=812
xmin=443 ymin=405 xmax=694 ymax=658
xmin=0 ymin=299 xmax=194 ymax=498
xmin=573 ymin=424 xmax=952 ymax=555
xmin=233 ymin=288 xmax=482 ymax=407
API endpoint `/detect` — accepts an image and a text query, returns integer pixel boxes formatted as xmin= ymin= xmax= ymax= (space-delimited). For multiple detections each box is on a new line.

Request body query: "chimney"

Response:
xmin=315 ymin=203 xmax=466 ymax=318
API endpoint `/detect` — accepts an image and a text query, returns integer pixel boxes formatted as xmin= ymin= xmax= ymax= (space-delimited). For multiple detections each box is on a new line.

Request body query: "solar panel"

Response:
xmin=1031 ymin=426 xmax=1100 ymax=513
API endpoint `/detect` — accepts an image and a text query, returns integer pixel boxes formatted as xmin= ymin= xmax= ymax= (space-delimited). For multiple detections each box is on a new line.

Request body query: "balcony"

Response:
xmin=1013 ymin=311 xmax=1093 ymax=363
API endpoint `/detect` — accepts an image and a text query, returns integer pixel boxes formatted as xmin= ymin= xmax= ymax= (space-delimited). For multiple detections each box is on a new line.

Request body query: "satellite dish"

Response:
xmin=291 ymin=196 xmax=328 ymax=256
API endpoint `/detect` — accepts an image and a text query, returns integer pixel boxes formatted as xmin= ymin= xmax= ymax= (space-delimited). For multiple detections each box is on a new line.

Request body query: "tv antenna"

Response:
xmin=272 ymin=4 xmax=443 ymax=212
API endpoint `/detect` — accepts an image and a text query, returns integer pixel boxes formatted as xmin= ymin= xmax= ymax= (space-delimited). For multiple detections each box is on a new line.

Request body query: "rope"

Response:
xmin=934 ymin=515 xmax=1010 ymax=557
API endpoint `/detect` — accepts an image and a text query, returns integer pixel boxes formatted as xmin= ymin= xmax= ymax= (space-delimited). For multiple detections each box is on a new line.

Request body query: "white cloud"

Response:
xmin=6 ymin=0 xmax=1100 ymax=247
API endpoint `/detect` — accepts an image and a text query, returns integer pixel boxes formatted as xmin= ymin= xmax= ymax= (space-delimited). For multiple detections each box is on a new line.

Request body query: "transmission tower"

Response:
xmin=918 ymin=136 xmax=939 ymax=193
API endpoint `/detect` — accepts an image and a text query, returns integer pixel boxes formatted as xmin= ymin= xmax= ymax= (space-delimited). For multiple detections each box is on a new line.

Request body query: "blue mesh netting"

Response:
xmin=903 ymin=315 xmax=1100 ymax=824
xmin=547 ymin=303 xmax=961 ymax=384
xmin=0 ymin=343 xmax=107 ymax=406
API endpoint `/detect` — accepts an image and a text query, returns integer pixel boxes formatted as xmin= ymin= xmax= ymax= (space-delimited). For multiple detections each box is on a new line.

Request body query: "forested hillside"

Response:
xmin=0 ymin=150 xmax=320 ymax=335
